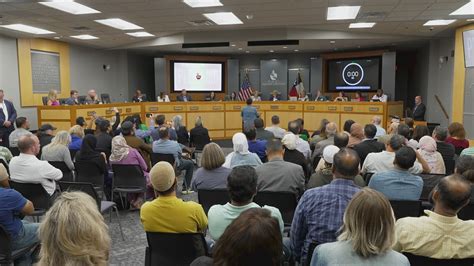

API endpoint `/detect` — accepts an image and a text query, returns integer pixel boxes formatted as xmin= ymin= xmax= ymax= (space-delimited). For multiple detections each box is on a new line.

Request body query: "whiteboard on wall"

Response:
xmin=463 ymin=30 xmax=474 ymax=68
xmin=31 ymin=50 xmax=61 ymax=93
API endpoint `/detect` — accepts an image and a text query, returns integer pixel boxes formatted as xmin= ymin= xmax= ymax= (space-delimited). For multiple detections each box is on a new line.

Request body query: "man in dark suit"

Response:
xmin=0 ymin=89 xmax=17 ymax=148
xmin=412 ymin=96 xmax=426 ymax=121
xmin=176 ymin=89 xmax=192 ymax=102
xmin=352 ymin=124 xmax=385 ymax=165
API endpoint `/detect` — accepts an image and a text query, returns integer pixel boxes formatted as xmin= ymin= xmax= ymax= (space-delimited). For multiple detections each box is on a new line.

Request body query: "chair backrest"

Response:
xmin=145 ymin=232 xmax=207 ymax=266
xmin=9 ymin=180 xmax=51 ymax=210
xmin=100 ymin=93 xmax=111 ymax=104
xmin=42 ymin=96 xmax=48 ymax=106
xmin=420 ymin=174 xmax=444 ymax=200
xmin=111 ymin=164 xmax=146 ymax=189
xmin=150 ymin=153 xmax=175 ymax=167
xmin=404 ymin=253 xmax=474 ymax=266
xmin=197 ymin=189 xmax=229 ymax=215
xmin=74 ymin=161 xmax=104 ymax=188
xmin=390 ymin=200 xmax=422 ymax=220
xmin=458 ymin=203 xmax=474 ymax=220
xmin=0 ymin=224 xmax=12 ymax=263
xmin=9 ymin=147 xmax=20 ymax=157
xmin=0 ymin=158 xmax=9 ymax=175
xmin=48 ymin=161 xmax=74 ymax=182
xmin=445 ymin=159 xmax=455 ymax=175
xmin=254 ymin=191 xmax=298 ymax=225
xmin=363 ymin=172 xmax=374 ymax=184
xmin=58 ymin=181 xmax=101 ymax=210
xmin=77 ymin=96 xmax=86 ymax=105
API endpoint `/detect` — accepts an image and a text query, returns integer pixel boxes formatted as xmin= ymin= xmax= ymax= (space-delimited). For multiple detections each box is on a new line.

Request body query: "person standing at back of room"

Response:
xmin=0 ymin=89 xmax=17 ymax=148
xmin=241 ymin=98 xmax=258 ymax=131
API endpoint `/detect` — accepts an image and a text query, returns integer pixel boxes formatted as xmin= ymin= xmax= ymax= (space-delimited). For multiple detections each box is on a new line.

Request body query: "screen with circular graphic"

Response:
xmin=170 ymin=61 xmax=225 ymax=92
xmin=327 ymin=56 xmax=381 ymax=91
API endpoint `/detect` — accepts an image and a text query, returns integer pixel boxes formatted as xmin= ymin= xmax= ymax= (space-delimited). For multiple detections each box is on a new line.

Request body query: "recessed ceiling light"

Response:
xmin=53 ymin=36 xmax=61 ymax=39
xmin=246 ymin=14 xmax=254 ymax=20
xmin=269 ymin=50 xmax=274 ymax=53
xmin=39 ymin=1 xmax=100 ymax=15
xmin=349 ymin=22 xmax=376 ymax=28
xmin=294 ymin=49 xmax=299 ymax=52
xmin=245 ymin=50 xmax=250 ymax=53
xmin=231 ymin=44 xmax=236 ymax=47
xmin=95 ymin=18 xmax=143 ymax=30
xmin=283 ymin=46 xmax=288 ymax=49
xmin=70 ymin=34 xmax=98 ymax=40
xmin=450 ymin=1 xmax=474 ymax=16
xmin=203 ymin=12 xmax=243 ymax=25
xmin=126 ymin=31 xmax=154 ymax=37
xmin=327 ymin=6 xmax=361 ymax=20
xmin=1 ymin=24 xmax=55 ymax=34
xmin=330 ymin=40 xmax=336 ymax=44
xmin=238 ymin=47 xmax=243 ymax=50
xmin=183 ymin=0 xmax=222 ymax=8
xmin=423 ymin=19 xmax=456 ymax=26
xmin=468 ymin=18 xmax=474 ymax=21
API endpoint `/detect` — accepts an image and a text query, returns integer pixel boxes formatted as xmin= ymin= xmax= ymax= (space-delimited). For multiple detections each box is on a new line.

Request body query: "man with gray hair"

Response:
xmin=432 ymin=126 xmax=455 ymax=164
xmin=312 ymin=122 xmax=338 ymax=159
xmin=371 ymin=116 xmax=386 ymax=137
xmin=265 ymin=115 xmax=286 ymax=139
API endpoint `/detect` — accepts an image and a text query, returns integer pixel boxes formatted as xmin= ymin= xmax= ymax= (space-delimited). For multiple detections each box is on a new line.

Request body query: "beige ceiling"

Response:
xmin=0 ymin=0 xmax=472 ymax=54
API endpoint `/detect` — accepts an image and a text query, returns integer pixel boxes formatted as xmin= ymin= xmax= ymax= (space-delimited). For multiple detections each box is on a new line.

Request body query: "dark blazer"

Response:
xmin=269 ymin=95 xmax=281 ymax=101
xmin=0 ymin=100 xmax=17 ymax=132
xmin=352 ymin=139 xmax=385 ymax=165
xmin=189 ymin=126 xmax=210 ymax=150
xmin=176 ymin=95 xmax=192 ymax=102
xmin=412 ymin=103 xmax=426 ymax=121
xmin=256 ymin=128 xmax=275 ymax=141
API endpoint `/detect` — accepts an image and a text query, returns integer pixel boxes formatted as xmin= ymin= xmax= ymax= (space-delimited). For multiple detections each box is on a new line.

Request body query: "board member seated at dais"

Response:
xmin=176 ymin=89 xmax=192 ymax=102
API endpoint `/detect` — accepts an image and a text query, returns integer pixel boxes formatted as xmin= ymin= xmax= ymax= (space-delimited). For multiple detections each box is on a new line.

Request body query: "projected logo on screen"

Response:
xmin=196 ymin=73 xmax=202 ymax=80
xmin=342 ymin=63 xmax=364 ymax=86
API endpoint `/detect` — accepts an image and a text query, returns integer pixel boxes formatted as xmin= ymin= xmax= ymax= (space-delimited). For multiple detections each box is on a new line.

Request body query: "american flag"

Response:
xmin=238 ymin=72 xmax=253 ymax=101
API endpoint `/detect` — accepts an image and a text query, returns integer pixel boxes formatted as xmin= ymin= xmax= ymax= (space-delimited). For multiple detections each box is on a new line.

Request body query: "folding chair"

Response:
xmin=48 ymin=161 xmax=74 ymax=182
xmin=197 ymin=189 xmax=229 ymax=215
xmin=404 ymin=253 xmax=474 ymax=266
xmin=111 ymin=164 xmax=147 ymax=209
xmin=150 ymin=153 xmax=175 ymax=167
xmin=254 ymin=191 xmax=298 ymax=225
xmin=9 ymin=181 xmax=52 ymax=222
xmin=0 ymin=224 xmax=39 ymax=265
xmin=389 ymin=200 xmax=422 ymax=220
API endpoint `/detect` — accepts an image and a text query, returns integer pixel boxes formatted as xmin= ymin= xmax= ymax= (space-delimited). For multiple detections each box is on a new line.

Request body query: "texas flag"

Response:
xmin=289 ymin=72 xmax=304 ymax=97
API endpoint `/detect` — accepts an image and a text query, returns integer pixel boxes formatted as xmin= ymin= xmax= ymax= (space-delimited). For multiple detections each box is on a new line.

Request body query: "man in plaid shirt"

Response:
xmin=290 ymin=148 xmax=361 ymax=264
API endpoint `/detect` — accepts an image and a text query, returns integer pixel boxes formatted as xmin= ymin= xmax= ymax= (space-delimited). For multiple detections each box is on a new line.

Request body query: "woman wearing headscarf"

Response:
xmin=347 ymin=123 xmax=364 ymax=148
xmin=74 ymin=134 xmax=108 ymax=182
xmin=418 ymin=136 xmax=446 ymax=174
xmin=282 ymin=133 xmax=309 ymax=180
xmin=223 ymin=133 xmax=262 ymax=169
xmin=109 ymin=136 xmax=152 ymax=208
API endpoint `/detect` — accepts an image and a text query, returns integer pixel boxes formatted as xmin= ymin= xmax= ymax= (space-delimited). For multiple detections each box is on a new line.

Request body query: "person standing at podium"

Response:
xmin=412 ymin=96 xmax=426 ymax=121
xmin=176 ymin=89 xmax=192 ymax=102
xmin=241 ymin=98 xmax=258 ymax=131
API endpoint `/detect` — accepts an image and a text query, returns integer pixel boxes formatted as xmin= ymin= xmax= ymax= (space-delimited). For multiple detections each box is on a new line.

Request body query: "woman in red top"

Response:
xmin=354 ymin=91 xmax=365 ymax=102
xmin=446 ymin=122 xmax=470 ymax=155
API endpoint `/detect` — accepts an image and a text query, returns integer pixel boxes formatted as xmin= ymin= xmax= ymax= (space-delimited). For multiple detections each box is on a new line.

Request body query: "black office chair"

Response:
xmin=305 ymin=242 xmax=320 ymax=266
xmin=254 ymin=191 xmax=298 ymax=225
xmin=111 ymin=164 xmax=147 ymax=209
xmin=9 ymin=147 xmax=20 ymax=157
xmin=389 ymin=200 xmax=422 ymax=220
xmin=42 ymin=96 xmax=48 ymax=106
xmin=59 ymin=181 xmax=124 ymax=240
xmin=445 ymin=159 xmax=455 ymax=175
xmin=458 ymin=203 xmax=474 ymax=220
xmin=197 ymin=189 xmax=229 ymax=215
xmin=150 ymin=153 xmax=175 ymax=167
xmin=0 ymin=158 xmax=9 ymax=175
xmin=77 ymin=95 xmax=86 ymax=105
xmin=420 ymin=174 xmax=444 ymax=201
xmin=0 ymin=224 xmax=40 ymax=265
xmin=100 ymin=93 xmax=111 ymax=104
xmin=74 ymin=161 xmax=105 ymax=191
xmin=58 ymin=98 xmax=68 ymax=105
xmin=363 ymin=172 xmax=375 ymax=184
xmin=9 ymin=181 xmax=52 ymax=222
xmin=404 ymin=253 xmax=474 ymax=266
xmin=48 ymin=161 xmax=74 ymax=182
xmin=145 ymin=232 xmax=208 ymax=266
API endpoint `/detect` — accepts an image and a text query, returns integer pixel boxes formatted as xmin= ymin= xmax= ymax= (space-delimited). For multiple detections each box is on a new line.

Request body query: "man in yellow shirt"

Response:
xmin=394 ymin=174 xmax=474 ymax=259
xmin=140 ymin=161 xmax=207 ymax=233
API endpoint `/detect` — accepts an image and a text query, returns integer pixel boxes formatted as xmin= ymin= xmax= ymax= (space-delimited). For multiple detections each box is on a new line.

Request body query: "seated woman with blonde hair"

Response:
xmin=41 ymin=130 xmax=74 ymax=171
xmin=38 ymin=191 xmax=111 ymax=266
xmin=46 ymin=89 xmax=60 ymax=106
xmin=311 ymin=188 xmax=409 ymax=266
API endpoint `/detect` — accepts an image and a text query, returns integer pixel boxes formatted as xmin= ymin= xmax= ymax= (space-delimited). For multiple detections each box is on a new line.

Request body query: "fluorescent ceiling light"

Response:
xmin=349 ymin=22 xmax=376 ymax=28
xmin=70 ymin=34 xmax=98 ymax=40
xmin=468 ymin=18 xmax=474 ymax=21
xmin=126 ymin=31 xmax=154 ymax=37
xmin=0 ymin=24 xmax=55 ymax=34
xmin=327 ymin=6 xmax=360 ymax=20
xmin=203 ymin=12 xmax=243 ymax=25
xmin=423 ymin=19 xmax=456 ymax=26
xmin=39 ymin=0 xmax=100 ymax=15
xmin=450 ymin=1 xmax=474 ymax=16
xmin=183 ymin=0 xmax=222 ymax=8
xmin=95 ymin=18 xmax=143 ymax=30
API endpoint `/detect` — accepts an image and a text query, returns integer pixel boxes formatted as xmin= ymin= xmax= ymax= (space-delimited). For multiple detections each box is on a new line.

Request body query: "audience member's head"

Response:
xmin=271 ymin=115 xmax=280 ymax=126
xmin=15 ymin=117 xmax=29 ymax=129
xmin=394 ymin=146 xmax=416 ymax=170
xmin=363 ymin=124 xmax=377 ymax=139
xmin=76 ymin=117 xmax=86 ymax=127
xmin=172 ymin=115 xmax=184 ymax=130
xmin=38 ymin=191 xmax=110 ymax=266
xmin=343 ymin=120 xmax=355 ymax=133
xmin=334 ymin=132 xmax=349 ymax=148
xmin=201 ymin=143 xmax=226 ymax=171
xmin=326 ymin=122 xmax=338 ymax=137
xmin=322 ymin=145 xmax=339 ymax=167
xmin=412 ymin=125 xmax=430 ymax=142
xmin=397 ymin=124 xmax=411 ymax=140
xmin=0 ymin=164 xmax=9 ymax=188
xmin=18 ymin=134 xmax=40 ymax=155
xmin=95 ymin=119 xmax=110 ymax=133
xmin=404 ymin=117 xmax=414 ymax=129
xmin=121 ymin=121 xmax=134 ymax=136
xmin=195 ymin=116 xmax=203 ymax=127
xmin=386 ymin=134 xmax=405 ymax=152
xmin=387 ymin=122 xmax=399 ymax=135
xmin=150 ymin=161 xmax=177 ymax=196
xmin=318 ymin=119 xmax=330 ymax=137
xmin=338 ymin=188 xmax=395 ymax=258
xmin=232 ymin=132 xmax=249 ymax=154
xmin=432 ymin=175 xmax=472 ymax=216
xmin=227 ymin=165 xmax=257 ymax=205
xmin=448 ymin=122 xmax=466 ymax=139
xmin=244 ymin=128 xmax=257 ymax=141
xmin=212 ymin=208 xmax=282 ymax=266
xmin=246 ymin=98 xmax=253 ymax=105
xmin=48 ymin=130 xmax=71 ymax=148
xmin=332 ymin=148 xmax=360 ymax=180
xmin=265 ymin=139 xmax=284 ymax=160
xmin=69 ymin=125 xmax=84 ymax=139
xmin=39 ymin=124 xmax=56 ymax=136
xmin=432 ymin=126 xmax=449 ymax=141
xmin=155 ymin=114 xmax=166 ymax=126
xmin=371 ymin=116 xmax=382 ymax=126
xmin=79 ymin=134 xmax=98 ymax=156
xmin=288 ymin=121 xmax=300 ymax=135
xmin=419 ymin=136 xmax=437 ymax=153
xmin=254 ymin=118 xmax=264 ymax=129
xmin=350 ymin=123 xmax=364 ymax=139
xmin=109 ymin=136 xmax=129 ymax=162
xmin=281 ymin=133 xmax=297 ymax=150
xmin=455 ymin=155 xmax=474 ymax=183
xmin=158 ymin=126 xmax=169 ymax=140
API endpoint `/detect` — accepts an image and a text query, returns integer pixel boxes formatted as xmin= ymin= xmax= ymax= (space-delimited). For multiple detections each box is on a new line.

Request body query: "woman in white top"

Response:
xmin=157 ymin=92 xmax=170 ymax=102
xmin=298 ymin=90 xmax=309 ymax=101
xmin=418 ymin=136 xmax=446 ymax=174
xmin=251 ymin=90 xmax=261 ymax=102
xmin=371 ymin=89 xmax=388 ymax=102
xmin=223 ymin=133 xmax=262 ymax=169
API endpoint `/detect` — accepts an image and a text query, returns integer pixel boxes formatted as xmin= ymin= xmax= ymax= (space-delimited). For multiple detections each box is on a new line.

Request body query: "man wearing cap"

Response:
xmin=9 ymin=134 xmax=62 ymax=197
xmin=121 ymin=121 xmax=152 ymax=168
xmin=37 ymin=124 xmax=56 ymax=151
xmin=307 ymin=145 xmax=365 ymax=189
xmin=140 ymin=161 xmax=207 ymax=233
